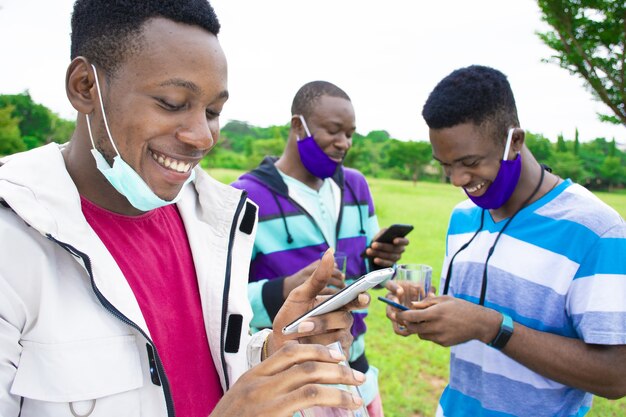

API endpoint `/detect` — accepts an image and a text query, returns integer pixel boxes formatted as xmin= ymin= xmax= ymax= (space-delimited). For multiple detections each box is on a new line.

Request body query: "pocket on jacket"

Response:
xmin=11 ymin=335 xmax=143 ymax=417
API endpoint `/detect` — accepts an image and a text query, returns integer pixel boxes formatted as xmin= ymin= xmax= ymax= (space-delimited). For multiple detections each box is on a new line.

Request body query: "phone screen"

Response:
xmin=282 ymin=267 xmax=395 ymax=334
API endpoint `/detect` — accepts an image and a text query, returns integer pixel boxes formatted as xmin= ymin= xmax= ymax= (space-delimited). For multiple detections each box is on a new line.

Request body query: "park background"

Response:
xmin=208 ymin=167 xmax=626 ymax=417
xmin=1 ymin=0 xmax=626 ymax=415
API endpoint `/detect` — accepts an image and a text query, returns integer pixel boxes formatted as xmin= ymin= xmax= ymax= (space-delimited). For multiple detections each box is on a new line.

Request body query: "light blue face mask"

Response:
xmin=86 ymin=64 xmax=195 ymax=212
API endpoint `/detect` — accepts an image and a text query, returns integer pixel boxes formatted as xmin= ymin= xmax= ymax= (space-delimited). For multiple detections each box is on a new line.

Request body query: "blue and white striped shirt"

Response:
xmin=437 ymin=179 xmax=626 ymax=417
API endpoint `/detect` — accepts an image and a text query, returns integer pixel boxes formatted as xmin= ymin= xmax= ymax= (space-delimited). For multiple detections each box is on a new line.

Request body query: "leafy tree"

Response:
xmin=0 ymin=105 xmax=25 ymax=155
xmin=556 ymin=133 xmax=567 ymax=152
xmin=221 ymin=120 xmax=256 ymax=136
xmin=0 ymin=92 xmax=53 ymax=146
xmin=344 ymin=132 xmax=385 ymax=177
xmin=574 ymin=128 xmax=580 ymax=155
xmin=365 ymin=130 xmax=391 ymax=143
xmin=0 ymin=92 xmax=73 ymax=150
xmin=608 ymin=138 xmax=617 ymax=157
xmin=525 ymin=132 xmax=553 ymax=163
xmin=549 ymin=151 xmax=586 ymax=183
xmin=536 ymin=0 xmax=626 ymax=126
xmin=248 ymin=138 xmax=286 ymax=169
xmin=384 ymin=140 xmax=432 ymax=184
xmin=49 ymin=117 xmax=75 ymax=144
xmin=599 ymin=156 xmax=624 ymax=190
xmin=202 ymin=146 xmax=247 ymax=170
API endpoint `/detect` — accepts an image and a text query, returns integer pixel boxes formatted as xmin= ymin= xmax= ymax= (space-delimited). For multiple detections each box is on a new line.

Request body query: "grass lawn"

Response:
xmin=211 ymin=168 xmax=626 ymax=417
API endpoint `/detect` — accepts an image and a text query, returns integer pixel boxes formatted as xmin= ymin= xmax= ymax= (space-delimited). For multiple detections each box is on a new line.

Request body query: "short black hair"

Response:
xmin=422 ymin=65 xmax=519 ymax=140
xmin=291 ymin=81 xmax=351 ymax=118
xmin=71 ymin=0 xmax=220 ymax=76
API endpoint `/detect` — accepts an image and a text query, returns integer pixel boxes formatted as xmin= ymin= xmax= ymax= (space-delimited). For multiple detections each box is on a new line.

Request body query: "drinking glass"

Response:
xmin=394 ymin=263 xmax=432 ymax=307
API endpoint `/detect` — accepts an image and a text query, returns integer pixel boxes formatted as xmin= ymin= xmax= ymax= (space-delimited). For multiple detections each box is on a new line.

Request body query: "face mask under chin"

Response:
xmin=85 ymin=64 xmax=195 ymax=212
xmin=465 ymin=128 xmax=522 ymax=210
xmin=296 ymin=114 xmax=339 ymax=179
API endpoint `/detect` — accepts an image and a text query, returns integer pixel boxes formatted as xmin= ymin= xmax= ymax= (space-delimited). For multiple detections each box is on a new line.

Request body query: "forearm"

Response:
xmin=502 ymin=323 xmax=626 ymax=399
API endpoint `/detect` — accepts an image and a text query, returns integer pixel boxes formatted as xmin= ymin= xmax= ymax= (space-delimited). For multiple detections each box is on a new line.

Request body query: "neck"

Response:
xmin=63 ymin=124 xmax=143 ymax=216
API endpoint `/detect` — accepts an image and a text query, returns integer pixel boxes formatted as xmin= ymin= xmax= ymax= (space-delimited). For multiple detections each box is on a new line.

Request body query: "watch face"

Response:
xmin=489 ymin=313 xmax=514 ymax=350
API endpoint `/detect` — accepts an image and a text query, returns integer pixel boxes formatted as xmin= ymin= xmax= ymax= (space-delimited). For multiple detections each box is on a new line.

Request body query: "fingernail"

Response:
xmin=352 ymin=370 xmax=366 ymax=382
xmin=328 ymin=348 xmax=344 ymax=360
xmin=352 ymin=394 xmax=363 ymax=405
xmin=297 ymin=321 xmax=315 ymax=333
xmin=358 ymin=293 xmax=369 ymax=304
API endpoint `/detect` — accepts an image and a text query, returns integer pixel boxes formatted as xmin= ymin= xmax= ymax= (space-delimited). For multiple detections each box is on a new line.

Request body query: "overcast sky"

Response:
xmin=1 ymin=0 xmax=624 ymax=145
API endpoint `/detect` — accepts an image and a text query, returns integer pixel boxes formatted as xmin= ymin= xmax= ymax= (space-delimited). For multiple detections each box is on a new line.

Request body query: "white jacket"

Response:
xmin=0 ymin=144 xmax=262 ymax=417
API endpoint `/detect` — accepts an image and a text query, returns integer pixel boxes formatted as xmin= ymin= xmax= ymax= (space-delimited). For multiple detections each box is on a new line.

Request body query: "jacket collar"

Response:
xmin=247 ymin=156 xmax=345 ymax=197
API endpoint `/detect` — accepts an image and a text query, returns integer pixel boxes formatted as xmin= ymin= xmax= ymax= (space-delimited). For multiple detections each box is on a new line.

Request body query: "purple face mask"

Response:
xmin=466 ymin=128 xmax=522 ymax=210
xmin=296 ymin=115 xmax=339 ymax=179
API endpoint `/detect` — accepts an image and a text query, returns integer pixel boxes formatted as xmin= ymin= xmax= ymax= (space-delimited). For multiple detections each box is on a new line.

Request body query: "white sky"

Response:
xmin=1 ymin=0 xmax=624 ymax=145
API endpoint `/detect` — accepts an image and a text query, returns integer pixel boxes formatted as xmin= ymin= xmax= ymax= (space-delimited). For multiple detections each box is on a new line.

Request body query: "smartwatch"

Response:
xmin=488 ymin=313 xmax=514 ymax=350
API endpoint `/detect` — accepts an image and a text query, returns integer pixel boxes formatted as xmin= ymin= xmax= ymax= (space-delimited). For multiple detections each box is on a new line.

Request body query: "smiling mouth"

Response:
xmin=150 ymin=151 xmax=193 ymax=174
xmin=465 ymin=181 xmax=486 ymax=194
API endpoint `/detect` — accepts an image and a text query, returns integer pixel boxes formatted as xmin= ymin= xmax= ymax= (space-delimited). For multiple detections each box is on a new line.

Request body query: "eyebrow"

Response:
xmin=158 ymin=78 xmax=229 ymax=99
xmin=432 ymin=154 xmax=482 ymax=164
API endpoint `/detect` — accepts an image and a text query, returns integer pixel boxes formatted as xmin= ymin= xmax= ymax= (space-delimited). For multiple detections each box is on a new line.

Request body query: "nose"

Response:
xmin=335 ymin=133 xmax=352 ymax=151
xmin=175 ymin=112 xmax=216 ymax=151
xmin=448 ymin=166 xmax=471 ymax=188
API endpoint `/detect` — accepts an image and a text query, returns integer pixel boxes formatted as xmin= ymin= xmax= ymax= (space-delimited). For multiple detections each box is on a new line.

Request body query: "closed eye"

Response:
xmin=462 ymin=159 xmax=481 ymax=168
xmin=206 ymin=108 xmax=221 ymax=120
xmin=157 ymin=98 xmax=185 ymax=111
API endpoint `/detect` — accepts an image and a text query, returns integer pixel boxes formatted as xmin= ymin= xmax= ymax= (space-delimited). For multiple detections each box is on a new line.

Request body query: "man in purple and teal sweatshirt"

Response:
xmin=232 ymin=81 xmax=409 ymax=416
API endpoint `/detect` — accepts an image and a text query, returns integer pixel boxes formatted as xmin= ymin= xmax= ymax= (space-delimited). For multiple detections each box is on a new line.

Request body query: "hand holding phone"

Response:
xmin=366 ymin=224 xmax=413 ymax=270
xmin=282 ymin=267 xmax=395 ymax=335
xmin=373 ymin=224 xmax=414 ymax=244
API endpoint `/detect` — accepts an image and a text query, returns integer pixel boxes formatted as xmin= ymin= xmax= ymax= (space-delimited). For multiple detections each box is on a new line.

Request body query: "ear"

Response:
xmin=511 ymin=127 xmax=525 ymax=153
xmin=290 ymin=114 xmax=306 ymax=139
xmin=290 ymin=114 xmax=302 ymax=131
xmin=66 ymin=57 xmax=96 ymax=115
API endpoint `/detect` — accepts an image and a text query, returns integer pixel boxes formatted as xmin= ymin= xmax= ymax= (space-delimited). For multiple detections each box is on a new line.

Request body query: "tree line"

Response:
xmin=1 ymin=93 xmax=624 ymax=191
xmin=212 ymin=120 xmax=625 ymax=191
xmin=0 ymin=92 xmax=74 ymax=154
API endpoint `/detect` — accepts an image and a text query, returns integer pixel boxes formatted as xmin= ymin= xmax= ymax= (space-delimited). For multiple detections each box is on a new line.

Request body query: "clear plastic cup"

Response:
xmin=394 ymin=264 xmax=432 ymax=307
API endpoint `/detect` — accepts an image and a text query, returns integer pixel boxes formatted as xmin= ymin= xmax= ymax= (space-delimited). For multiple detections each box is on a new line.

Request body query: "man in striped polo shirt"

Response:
xmin=385 ymin=65 xmax=626 ymax=416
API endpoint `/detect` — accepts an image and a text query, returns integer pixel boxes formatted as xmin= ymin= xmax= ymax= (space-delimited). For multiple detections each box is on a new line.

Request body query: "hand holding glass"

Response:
xmin=299 ymin=341 xmax=369 ymax=417
xmin=394 ymin=264 xmax=432 ymax=307
xmin=321 ymin=251 xmax=347 ymax=276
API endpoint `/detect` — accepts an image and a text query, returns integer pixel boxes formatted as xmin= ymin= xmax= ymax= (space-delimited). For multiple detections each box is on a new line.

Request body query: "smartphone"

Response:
xmin=364 ymin=224 xmax=414 ymax=270
xmin=374 ymin=224 xmax=414 ymax=244
xmin=282 ymin=267 xmax=395 ymax=335
xmin=377 ymin=296 xmax=409 ymax=311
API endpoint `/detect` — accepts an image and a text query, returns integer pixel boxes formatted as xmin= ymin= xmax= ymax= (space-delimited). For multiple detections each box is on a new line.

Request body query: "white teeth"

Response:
xmin=150 ymin=151 xmax=192 ymax=173
xmin=466 ymin=182 xmax=485 ymax=193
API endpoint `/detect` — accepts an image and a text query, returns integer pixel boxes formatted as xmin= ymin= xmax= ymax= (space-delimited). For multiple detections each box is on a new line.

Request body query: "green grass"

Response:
xmin=210 ymin=168 xmax=626 ymax=417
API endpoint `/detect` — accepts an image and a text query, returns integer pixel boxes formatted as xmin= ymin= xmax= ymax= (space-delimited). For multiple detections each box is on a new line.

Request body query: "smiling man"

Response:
xmin=384 ymin=65 xmax=626 ymax=416
xmin=0 ymin=2 xmax=370 ymax=417
xmin=232 ymin=81 xmax=409 ymax=416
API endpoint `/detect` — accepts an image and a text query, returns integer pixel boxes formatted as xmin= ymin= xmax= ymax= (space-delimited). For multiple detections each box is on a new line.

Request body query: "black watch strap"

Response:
xmin=488 ymin=313 xmax=514 ymax=350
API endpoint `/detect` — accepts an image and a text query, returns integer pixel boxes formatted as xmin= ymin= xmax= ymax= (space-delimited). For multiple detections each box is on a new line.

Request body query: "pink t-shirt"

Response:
xmin=82 ymin=197 xmax=223 ymax=416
